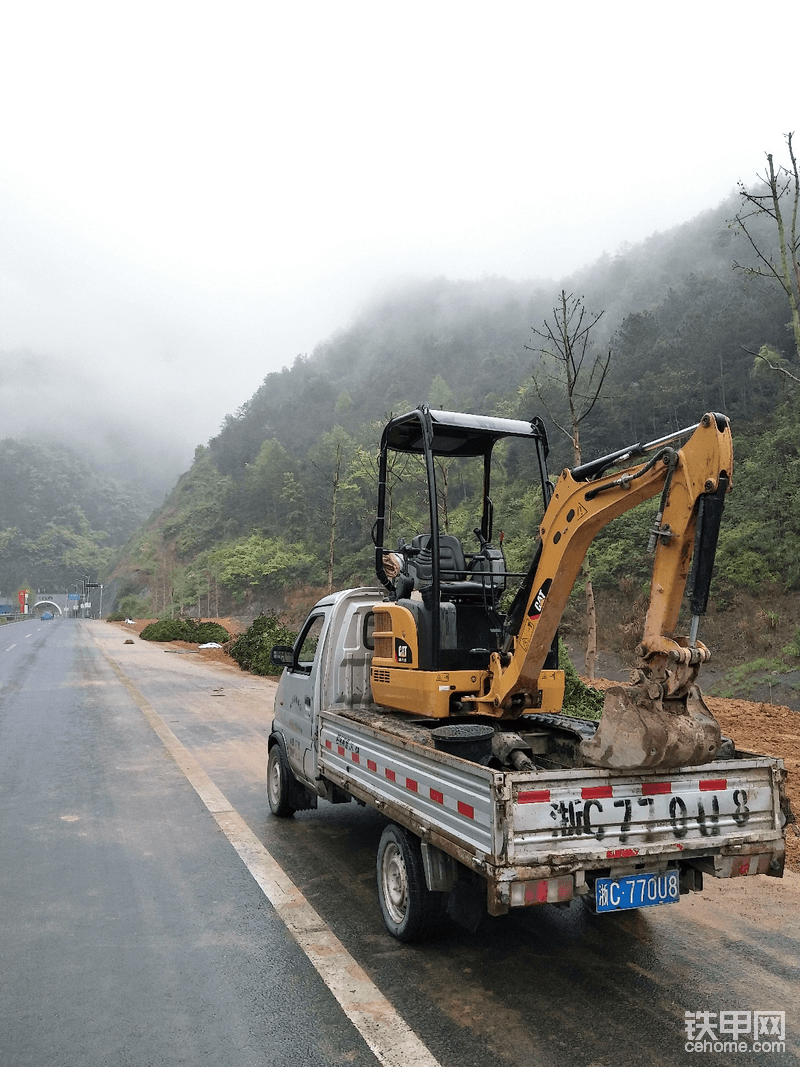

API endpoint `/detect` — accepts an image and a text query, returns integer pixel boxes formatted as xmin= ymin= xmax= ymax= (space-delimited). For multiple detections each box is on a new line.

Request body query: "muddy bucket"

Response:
xmin=431 ymin=723 xmax=494 ymax=764
xmin=580 ymin=682 xmax=721 ymax=770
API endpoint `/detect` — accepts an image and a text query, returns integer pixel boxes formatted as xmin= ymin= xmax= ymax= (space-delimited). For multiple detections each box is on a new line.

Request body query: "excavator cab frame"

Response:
xmin=373 ymin=404 xmax=551 ymax=673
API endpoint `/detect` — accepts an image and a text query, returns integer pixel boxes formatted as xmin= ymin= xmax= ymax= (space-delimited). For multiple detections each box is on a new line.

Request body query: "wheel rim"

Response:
xmin=381 ymin=841 xmax=408 ymax=925
xmin=268 ymin=752 xmax=281 ymax=805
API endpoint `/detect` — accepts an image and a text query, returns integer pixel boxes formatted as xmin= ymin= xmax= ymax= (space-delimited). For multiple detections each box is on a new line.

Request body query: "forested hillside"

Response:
xmin=0 ymin=439 xmax=157 ymax=595
xmin=111 ymin=187 xmax=800 ymax=670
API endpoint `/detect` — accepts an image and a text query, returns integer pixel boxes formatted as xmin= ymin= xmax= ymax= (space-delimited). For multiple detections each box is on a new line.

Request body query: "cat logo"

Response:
xmin=529 ymin=578 xmax=552 ymax=620
xmin=395 ymin=639 xmax=412 ymax=664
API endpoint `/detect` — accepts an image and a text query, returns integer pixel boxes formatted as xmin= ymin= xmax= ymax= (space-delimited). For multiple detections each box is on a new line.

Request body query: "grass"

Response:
xmin=707 ymin=656 xmax=797 ymax=699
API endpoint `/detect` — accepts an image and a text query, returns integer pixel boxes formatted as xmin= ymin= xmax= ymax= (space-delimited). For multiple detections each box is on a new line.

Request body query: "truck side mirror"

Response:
xmin=270 ymin=645 xmax=295 ymax=667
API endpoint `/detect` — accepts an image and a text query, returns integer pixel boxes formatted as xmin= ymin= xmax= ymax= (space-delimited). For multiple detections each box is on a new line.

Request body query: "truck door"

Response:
xmin=277 ymin=611 xmax=327 ymax=782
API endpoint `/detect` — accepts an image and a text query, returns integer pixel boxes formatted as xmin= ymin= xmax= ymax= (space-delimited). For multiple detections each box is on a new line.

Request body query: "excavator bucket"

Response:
xmin=579 ymin=682 xmax=722 ymax=771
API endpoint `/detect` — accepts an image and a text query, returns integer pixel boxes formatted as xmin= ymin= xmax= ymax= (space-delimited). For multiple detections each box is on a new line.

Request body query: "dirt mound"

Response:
xmin=111 ymin=616 xmax=246 ymax=638
xmin=706 ymin=695 xmax=800 ymax=873
xmin=110 ymin=616 xmax=249 ymax=671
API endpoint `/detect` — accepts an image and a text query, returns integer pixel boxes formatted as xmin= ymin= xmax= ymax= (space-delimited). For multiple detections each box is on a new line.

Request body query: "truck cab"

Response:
xmin=269 ymin=589 xmax=381 ymax=806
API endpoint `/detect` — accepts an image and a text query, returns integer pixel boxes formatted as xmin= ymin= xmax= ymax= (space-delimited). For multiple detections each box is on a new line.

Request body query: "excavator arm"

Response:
xmin=464 ymin=413 xmax=733 ymax=768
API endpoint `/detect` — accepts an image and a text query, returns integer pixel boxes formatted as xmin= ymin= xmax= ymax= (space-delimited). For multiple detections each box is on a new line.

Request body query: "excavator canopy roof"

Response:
xmin=382 ymin=408 xmax=549 ymax=459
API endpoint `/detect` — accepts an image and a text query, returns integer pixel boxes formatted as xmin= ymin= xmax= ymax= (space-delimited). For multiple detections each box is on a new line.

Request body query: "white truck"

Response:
xmin=266 ymin=407 xmax=792 ymax=940
xmin=267 ymin=585 xmax=790 ymax=940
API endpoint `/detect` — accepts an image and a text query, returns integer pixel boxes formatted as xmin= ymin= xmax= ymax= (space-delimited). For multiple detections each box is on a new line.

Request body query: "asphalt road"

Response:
xmin=2 ymin=618 xmax=798 ymax=1067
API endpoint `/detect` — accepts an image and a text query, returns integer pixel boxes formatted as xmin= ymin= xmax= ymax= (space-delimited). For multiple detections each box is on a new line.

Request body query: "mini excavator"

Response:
xmin=371 ymin=405 xmax=733 ymax=771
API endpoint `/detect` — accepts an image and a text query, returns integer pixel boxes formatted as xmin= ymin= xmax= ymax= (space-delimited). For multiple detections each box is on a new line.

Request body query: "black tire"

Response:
xmin=376 ymin=824 xmax=444 ymax=942
xmin=267 ymin=743 xmax=297 ymax=817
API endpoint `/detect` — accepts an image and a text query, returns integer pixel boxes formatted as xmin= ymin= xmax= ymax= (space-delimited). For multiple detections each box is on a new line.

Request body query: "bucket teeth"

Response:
xmin=579 ymin=683 xmax=721 ymax=770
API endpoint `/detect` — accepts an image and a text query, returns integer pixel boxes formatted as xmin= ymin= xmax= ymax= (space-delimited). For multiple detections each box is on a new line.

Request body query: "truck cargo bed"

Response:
xmin=319 ymin=707 xmax=787 ymax=914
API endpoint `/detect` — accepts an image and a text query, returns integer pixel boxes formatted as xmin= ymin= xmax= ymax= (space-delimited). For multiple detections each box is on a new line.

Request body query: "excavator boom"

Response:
xmin=471 ymin=413 xmax=733 ymax=769
xmin=494 ymin=412 xmax=732 ymax=707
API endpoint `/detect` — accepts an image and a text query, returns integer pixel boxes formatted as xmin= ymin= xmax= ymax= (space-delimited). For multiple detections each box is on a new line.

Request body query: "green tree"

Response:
xmin=203 ymin=535 xmax=318 ymax=592
xmin=117 ymin=593 xmax=150 ymax=618
xmin=714 ymin=396 xmax=800 ymax=591
xmin=243 ymin=438 xmax=297 ymax=531
xmin=428 ymin=374 xmax=454 ymax=409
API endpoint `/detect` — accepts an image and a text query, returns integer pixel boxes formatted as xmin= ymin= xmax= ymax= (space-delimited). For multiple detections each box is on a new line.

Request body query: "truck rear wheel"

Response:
xmin=267 ymin=744 xmax=297 ymax=817
xmin=376 ymin=824 xmax=444 ymax=942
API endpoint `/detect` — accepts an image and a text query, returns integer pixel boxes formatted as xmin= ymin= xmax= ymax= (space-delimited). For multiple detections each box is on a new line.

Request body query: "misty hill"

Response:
xmin=0 ymin=349 xmax=198 ymax=497
xmin=205 ymin=191 xmax=787 ymax=478
xmin=0 ymin=439 xmax=158 ymax=595
xmin=112 ymin=189 xmax=800 ymax=643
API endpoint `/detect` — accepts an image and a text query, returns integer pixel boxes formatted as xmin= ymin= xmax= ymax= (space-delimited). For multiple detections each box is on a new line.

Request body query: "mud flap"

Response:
xmin=579 ymin=683 xmax=721 ymax=770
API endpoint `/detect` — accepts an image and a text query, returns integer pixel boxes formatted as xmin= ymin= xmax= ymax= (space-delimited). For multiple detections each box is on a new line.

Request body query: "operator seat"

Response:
xmin=409 ymin=534 xmax=501 ymax=603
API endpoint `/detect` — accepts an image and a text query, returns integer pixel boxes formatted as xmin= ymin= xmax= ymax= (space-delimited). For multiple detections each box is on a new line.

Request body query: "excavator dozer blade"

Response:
xmin=579 ymin=682 xmax=721 ymax=771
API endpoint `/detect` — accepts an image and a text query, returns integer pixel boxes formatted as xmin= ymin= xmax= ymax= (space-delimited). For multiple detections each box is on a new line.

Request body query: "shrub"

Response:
xmin=782 ymin=627 xmax=800 ymax=659
xmin=559 ymin=639 xmax=604 ymax=720
xmin=229 ymin=612 xmax=297 ymax=676
xmin=116 ymin=593 xmax=151 ymax=619
xmin=139 ymin=618 xmax=230 ymax=643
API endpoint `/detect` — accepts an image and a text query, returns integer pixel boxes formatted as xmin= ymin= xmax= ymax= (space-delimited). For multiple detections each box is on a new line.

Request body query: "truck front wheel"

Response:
xmin=267 ymin=743 xmax=297 ymax=817
xmin=376 ymin=824 xmax=444 ymax=942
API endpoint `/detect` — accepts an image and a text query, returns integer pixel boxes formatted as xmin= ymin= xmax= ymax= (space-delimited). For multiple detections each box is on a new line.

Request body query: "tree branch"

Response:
xmin=742 ymin=346 xmax=800 ymax=385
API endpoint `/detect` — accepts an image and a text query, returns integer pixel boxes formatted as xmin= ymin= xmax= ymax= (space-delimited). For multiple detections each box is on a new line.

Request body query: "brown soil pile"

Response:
xmin=110 ymin=617 xmax=250 ymax=670
xmin=706 ymin=694 xmax=799 ymax=873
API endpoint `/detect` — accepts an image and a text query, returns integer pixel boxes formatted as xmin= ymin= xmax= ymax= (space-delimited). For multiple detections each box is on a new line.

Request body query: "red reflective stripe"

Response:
xmin=430 ymin=788 xmax=444 ymax=805
xmin=325 ymin=739 xmax=332 ymax=749
xmin=367 ymin=759 xmax=377 ymax=772
xmin=406 ymin=777 xmax=418 ymax=793
xmin=699 ymin=778 xmax=727 ymax=791
xmin=337 ymin=744 xmax=345 ymax=756
xmin=607 ymin=848 xmax=639 ymax=858
xmin=642 ymin=781 xmax=672 ymax=795
xmin=582 ymin=785 xmax=613 ymax=799
xmin=385 ymin=768 xmax=396 ymax=782
xmin=351 ymin=752 xmax=360 ymax=764
xmin=523 ymin=880 xmax=549 ymax=905
xmin=557 ymin=878 xmax=573 ymax=901
xmin=518 ymin=789 xmax=551 ymax=804
xmin=457 ymin=801 xmax=474 ymax=819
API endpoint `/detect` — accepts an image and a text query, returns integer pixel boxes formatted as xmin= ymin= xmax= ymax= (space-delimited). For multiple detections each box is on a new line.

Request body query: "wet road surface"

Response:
xmin=2 ymin=618 xmax=797 ymax=1066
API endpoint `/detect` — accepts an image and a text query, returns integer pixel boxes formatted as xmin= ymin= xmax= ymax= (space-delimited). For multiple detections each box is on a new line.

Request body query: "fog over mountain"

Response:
xmin=1 ymin=2 xmax=796 ymax=495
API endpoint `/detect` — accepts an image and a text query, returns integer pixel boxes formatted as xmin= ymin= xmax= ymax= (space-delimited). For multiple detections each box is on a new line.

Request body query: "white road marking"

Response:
xmin=24 ymin=633 xmax=32 ymax=638
xmin=5 ymin=644 xmax=16 ymax=652
xmin=100 ymin=650 xmax=442 ymax=1067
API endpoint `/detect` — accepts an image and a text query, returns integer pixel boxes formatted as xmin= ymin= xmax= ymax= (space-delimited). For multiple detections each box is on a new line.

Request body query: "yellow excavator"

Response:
xmin=371 ymin=406 xmax=733 ymax=771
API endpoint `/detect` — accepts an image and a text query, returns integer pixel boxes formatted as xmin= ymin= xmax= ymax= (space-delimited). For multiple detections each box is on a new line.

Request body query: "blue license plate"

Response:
xmin=595 ymin=870 xmax=680 ymax=912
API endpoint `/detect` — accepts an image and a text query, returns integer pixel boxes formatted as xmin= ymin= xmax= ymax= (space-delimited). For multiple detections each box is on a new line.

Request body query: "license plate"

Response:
xmin=595 ymin=870 xmax=680 ymax=912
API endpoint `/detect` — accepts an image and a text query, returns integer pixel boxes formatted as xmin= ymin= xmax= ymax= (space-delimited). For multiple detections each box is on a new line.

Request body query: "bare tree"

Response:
xmin=732 ymin=132 xmax=800 ymax=362
xmin=526 ymin=291 xmax=611 ymax=679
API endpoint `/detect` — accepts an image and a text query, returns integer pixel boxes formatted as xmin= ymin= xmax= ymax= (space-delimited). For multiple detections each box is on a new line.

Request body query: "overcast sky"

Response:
xmin=1 ymin=0 xmax=797 ymax=483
